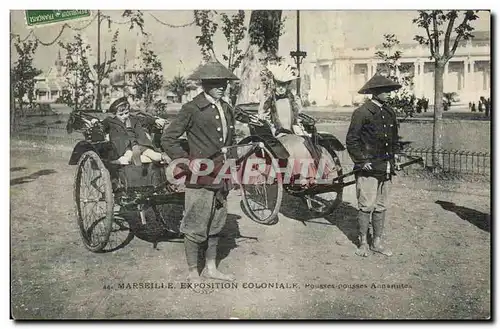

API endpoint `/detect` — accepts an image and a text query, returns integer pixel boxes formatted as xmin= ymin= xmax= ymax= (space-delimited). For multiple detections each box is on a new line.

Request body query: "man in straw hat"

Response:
xmin=346 ymin=73 xmax=403 ymax=258
xmin=161 ymin=53 xmax=239 ymax=282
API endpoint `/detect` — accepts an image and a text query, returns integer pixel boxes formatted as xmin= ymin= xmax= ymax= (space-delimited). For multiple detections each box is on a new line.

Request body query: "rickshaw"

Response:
xmin=66 ymin=109 xmax=279 ymax=252
xmin=232 ymin=104 xmax=424 ymax=226
xmin=232 ymin=104 xmax=346 ymax=225
xmin=67 ymin=105 xmax=423 ymax=252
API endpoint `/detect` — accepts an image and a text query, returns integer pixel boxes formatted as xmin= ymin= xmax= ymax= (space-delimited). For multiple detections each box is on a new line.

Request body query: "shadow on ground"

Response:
xmin=436 ymin=200 xmax=490 ymax=233
xmin=10 ymin=169 xmax=58 ymax=186
xmin=279 ymin=193 xmax=359 ymax=245
xmin=10 ymin=167 xmax=27 ymax=172
xmin=100 ymin=201 xmax=248 ymax=263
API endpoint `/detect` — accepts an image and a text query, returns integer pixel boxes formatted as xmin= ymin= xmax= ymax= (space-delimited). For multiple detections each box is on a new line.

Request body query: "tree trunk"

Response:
xmin=236 ymin=10 xmax=282 ymax=106
xmin=432 ymin=61 xmax=445 ymax=171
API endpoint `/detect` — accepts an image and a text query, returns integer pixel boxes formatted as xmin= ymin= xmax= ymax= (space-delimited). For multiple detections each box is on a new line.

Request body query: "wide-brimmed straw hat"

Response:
xmin=187 ymin=52 xmax=239 ymax=81
xmin=358 ymin=73 xmax=402 ymax=94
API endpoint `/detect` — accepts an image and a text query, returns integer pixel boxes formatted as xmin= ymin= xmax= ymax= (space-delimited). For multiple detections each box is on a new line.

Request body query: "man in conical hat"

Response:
xmin=346 ymin=73 xmax=403 ymax=258
xmin=161 ymin=53 xmax=239 ymax=283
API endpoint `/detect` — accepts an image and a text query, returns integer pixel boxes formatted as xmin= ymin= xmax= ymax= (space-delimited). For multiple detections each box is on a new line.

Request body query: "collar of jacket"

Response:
xmin=367 ymin=99 xmax=396 ymax=116
xmin=193 ymin=92 xmax=229 ymax=110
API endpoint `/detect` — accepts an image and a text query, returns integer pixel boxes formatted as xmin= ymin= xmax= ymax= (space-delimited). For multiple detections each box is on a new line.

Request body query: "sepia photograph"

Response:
xmin=9 ymin=8 xmax=491 ymax=320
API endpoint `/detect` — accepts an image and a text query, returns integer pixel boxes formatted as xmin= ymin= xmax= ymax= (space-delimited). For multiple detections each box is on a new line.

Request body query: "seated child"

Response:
xmin=101 ymin=97 xmax=170 ymax=166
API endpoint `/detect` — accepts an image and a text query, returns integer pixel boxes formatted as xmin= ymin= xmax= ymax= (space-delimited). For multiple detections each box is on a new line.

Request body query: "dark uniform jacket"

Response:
xmin=161 ymin=93 xmax=236 ymax=189
xmin=346 ymin=99 xmax=401 ymax=178
xmin=102 ymin=115 xmax=156 ymax=159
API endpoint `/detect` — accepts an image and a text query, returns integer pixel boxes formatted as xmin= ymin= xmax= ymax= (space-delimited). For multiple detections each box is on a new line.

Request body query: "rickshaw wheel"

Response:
xmin=302 ymin=146 xmax=344 ymax=216
xmin=239 ymin=145 xmax=283 ymax=225
xmin=73 ymin=150 xmax=114 ymax=252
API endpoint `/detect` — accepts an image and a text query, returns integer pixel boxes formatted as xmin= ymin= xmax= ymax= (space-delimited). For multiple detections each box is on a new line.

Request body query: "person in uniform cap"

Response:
xmin=102 ymin=96 xmax=167 ymax=165
xmin=161 ymin=53 xmax=238 ymax=282
xmin=346 ymin=73 xmax=403 ymax=257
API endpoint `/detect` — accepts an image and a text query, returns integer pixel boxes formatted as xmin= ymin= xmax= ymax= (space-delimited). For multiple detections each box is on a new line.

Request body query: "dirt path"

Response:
xmin=10 ymin=143 xmax=490 ymax=319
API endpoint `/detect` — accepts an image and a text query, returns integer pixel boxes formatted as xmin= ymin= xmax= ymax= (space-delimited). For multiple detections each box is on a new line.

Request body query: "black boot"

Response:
xmin=371 ymin=211 xmax=393 ymax=257
xmin=355 ymin=211 xmax=371 ymax=257
xmin=202 ymin=236 xmax=235 ymax=282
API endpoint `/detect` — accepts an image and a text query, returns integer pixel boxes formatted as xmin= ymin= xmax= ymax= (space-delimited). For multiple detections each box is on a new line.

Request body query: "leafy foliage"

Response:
xmin=248 ymin=10 xmax=284 ymax=60
xmin=58 ymin=34 xmax=96 ymax=111
xmin=132 ymin=41 xmax=164 ymax=111
xmin=122 ymin=10 xmax=147 ymax=36
xmin=413 ymin=10 xmax=478 ymax=62
xmin=11 ymin=37 xmax=42 ymax=117
xmin=220 ymin=10 xmax=247 ymax=71
xmin=194 ymin=10 xmax=219 ymax=61
xmin=166 ymin=75 xmax=189 ymax=103
xmin=58 ymin=30 xmax=119 ymax=111
xmin=374 ymin=34 xmax=415 ymax=117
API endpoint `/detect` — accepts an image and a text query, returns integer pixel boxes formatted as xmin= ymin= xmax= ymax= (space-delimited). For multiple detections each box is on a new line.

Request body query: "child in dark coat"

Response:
xmin=101 ymin=97 xmax=169 ymax=166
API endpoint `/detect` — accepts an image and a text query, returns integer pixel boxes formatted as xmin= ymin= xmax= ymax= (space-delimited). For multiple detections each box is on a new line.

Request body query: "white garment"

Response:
xmin=275 ymin=98 xmax=294 ymax=131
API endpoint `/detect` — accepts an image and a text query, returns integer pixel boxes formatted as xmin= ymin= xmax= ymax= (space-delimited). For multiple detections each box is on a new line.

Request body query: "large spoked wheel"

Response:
xmin=239 ymin=145 xmax=283 ymax=225
xmin=302 ymin=146 xmax=344 ymax=216
xmin=74 ymin=150 xmax=114 ymax=252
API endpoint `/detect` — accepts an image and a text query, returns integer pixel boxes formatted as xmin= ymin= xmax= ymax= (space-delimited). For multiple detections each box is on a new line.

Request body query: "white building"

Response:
xmin=306 ymin=30 xmax=490 ymax=106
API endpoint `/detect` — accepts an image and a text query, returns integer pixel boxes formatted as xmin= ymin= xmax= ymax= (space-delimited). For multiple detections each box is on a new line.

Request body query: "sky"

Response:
xmin=9 ymin=10 xmax=491 ymax=81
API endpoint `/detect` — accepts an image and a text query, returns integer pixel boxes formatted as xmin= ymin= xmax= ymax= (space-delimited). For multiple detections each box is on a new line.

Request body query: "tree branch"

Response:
xmin=425 ymin=24 xmax=435 ymax=58
xmin=443 ymin=11 xmax=457 ymax=58
xmin=432 ymin=12 xmax=440 ymax=58
xmin=448 ymin=12 xmax=474 ymax=60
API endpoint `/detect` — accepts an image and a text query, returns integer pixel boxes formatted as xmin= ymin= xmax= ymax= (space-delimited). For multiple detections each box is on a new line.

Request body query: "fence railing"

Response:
xmin=403 ymin=147 xmax=490 ymax=176
xmin=335 ymin=148 xmax=490 ymax=177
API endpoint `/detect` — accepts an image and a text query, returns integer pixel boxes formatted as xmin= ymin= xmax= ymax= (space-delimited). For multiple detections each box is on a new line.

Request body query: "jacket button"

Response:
xmin=215 ymin=115 xmax=220 ymax=119
xmin=385 ymin=134 xmax=388 ymax=137
xmin=385 ymin=143 xmax=389 ymax=146
xmin=217 ymin=127 xmax=221 ymax=132
xmin=219 ymin=138 xmax=223 ymax=142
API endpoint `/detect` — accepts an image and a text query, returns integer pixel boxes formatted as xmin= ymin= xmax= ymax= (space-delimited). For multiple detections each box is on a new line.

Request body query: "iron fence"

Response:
xmin=335 ymin=147 xmax=490 ymax=177
xmin=403 ymin=147 xmax=490 ymax=176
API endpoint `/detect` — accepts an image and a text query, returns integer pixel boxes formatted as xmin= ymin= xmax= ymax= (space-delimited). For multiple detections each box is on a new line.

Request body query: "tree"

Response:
xmin=375 ymin=34 xmax=415 ymax=117
xmin=122 ymin=10 xmax=147 ymax=36
xmin=166 ymin=75 xmax=188 ymax=103
xmin=236 ymin=10 xmax=284 ymax=107
xmin=220 ymin=11 xmax=246 ymax=105
xmin=194 ymin=10 xmax=219 ymax=61
xmin=93 ymin=29 xmax=119 ymax=110
xmin=59 ymin=34 xmax=96 ymax=111
xmin=413 ymin=10 xmax=479 ymax=169
xmin=11 ymin=37 xmax=42 ymax=130
xmin=133 ymin=40 xmax=164 ymax=111
xmin=193 ymin=10 xmax=247 ymax=105
xmin=220 ymin=11 xmax=246 ymax=72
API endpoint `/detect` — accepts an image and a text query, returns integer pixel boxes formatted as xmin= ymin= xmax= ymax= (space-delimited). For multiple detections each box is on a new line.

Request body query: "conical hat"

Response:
xmin=358 ymin=73 xmax=402 ymax=94
xmin=187 ymin=52 xmax=239 ymax=81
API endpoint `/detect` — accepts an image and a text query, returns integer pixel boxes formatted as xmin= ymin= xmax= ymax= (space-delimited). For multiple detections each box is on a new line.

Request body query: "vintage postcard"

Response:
xmin=9 ymin=9 xmax=491 ymax=320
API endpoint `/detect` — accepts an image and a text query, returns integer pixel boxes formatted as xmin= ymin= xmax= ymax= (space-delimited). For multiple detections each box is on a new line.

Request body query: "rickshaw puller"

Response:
xmin=161 ymin=53 xmax=238 ymax=282
xmin=346 ymin=73 xmax=403 ymax=258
